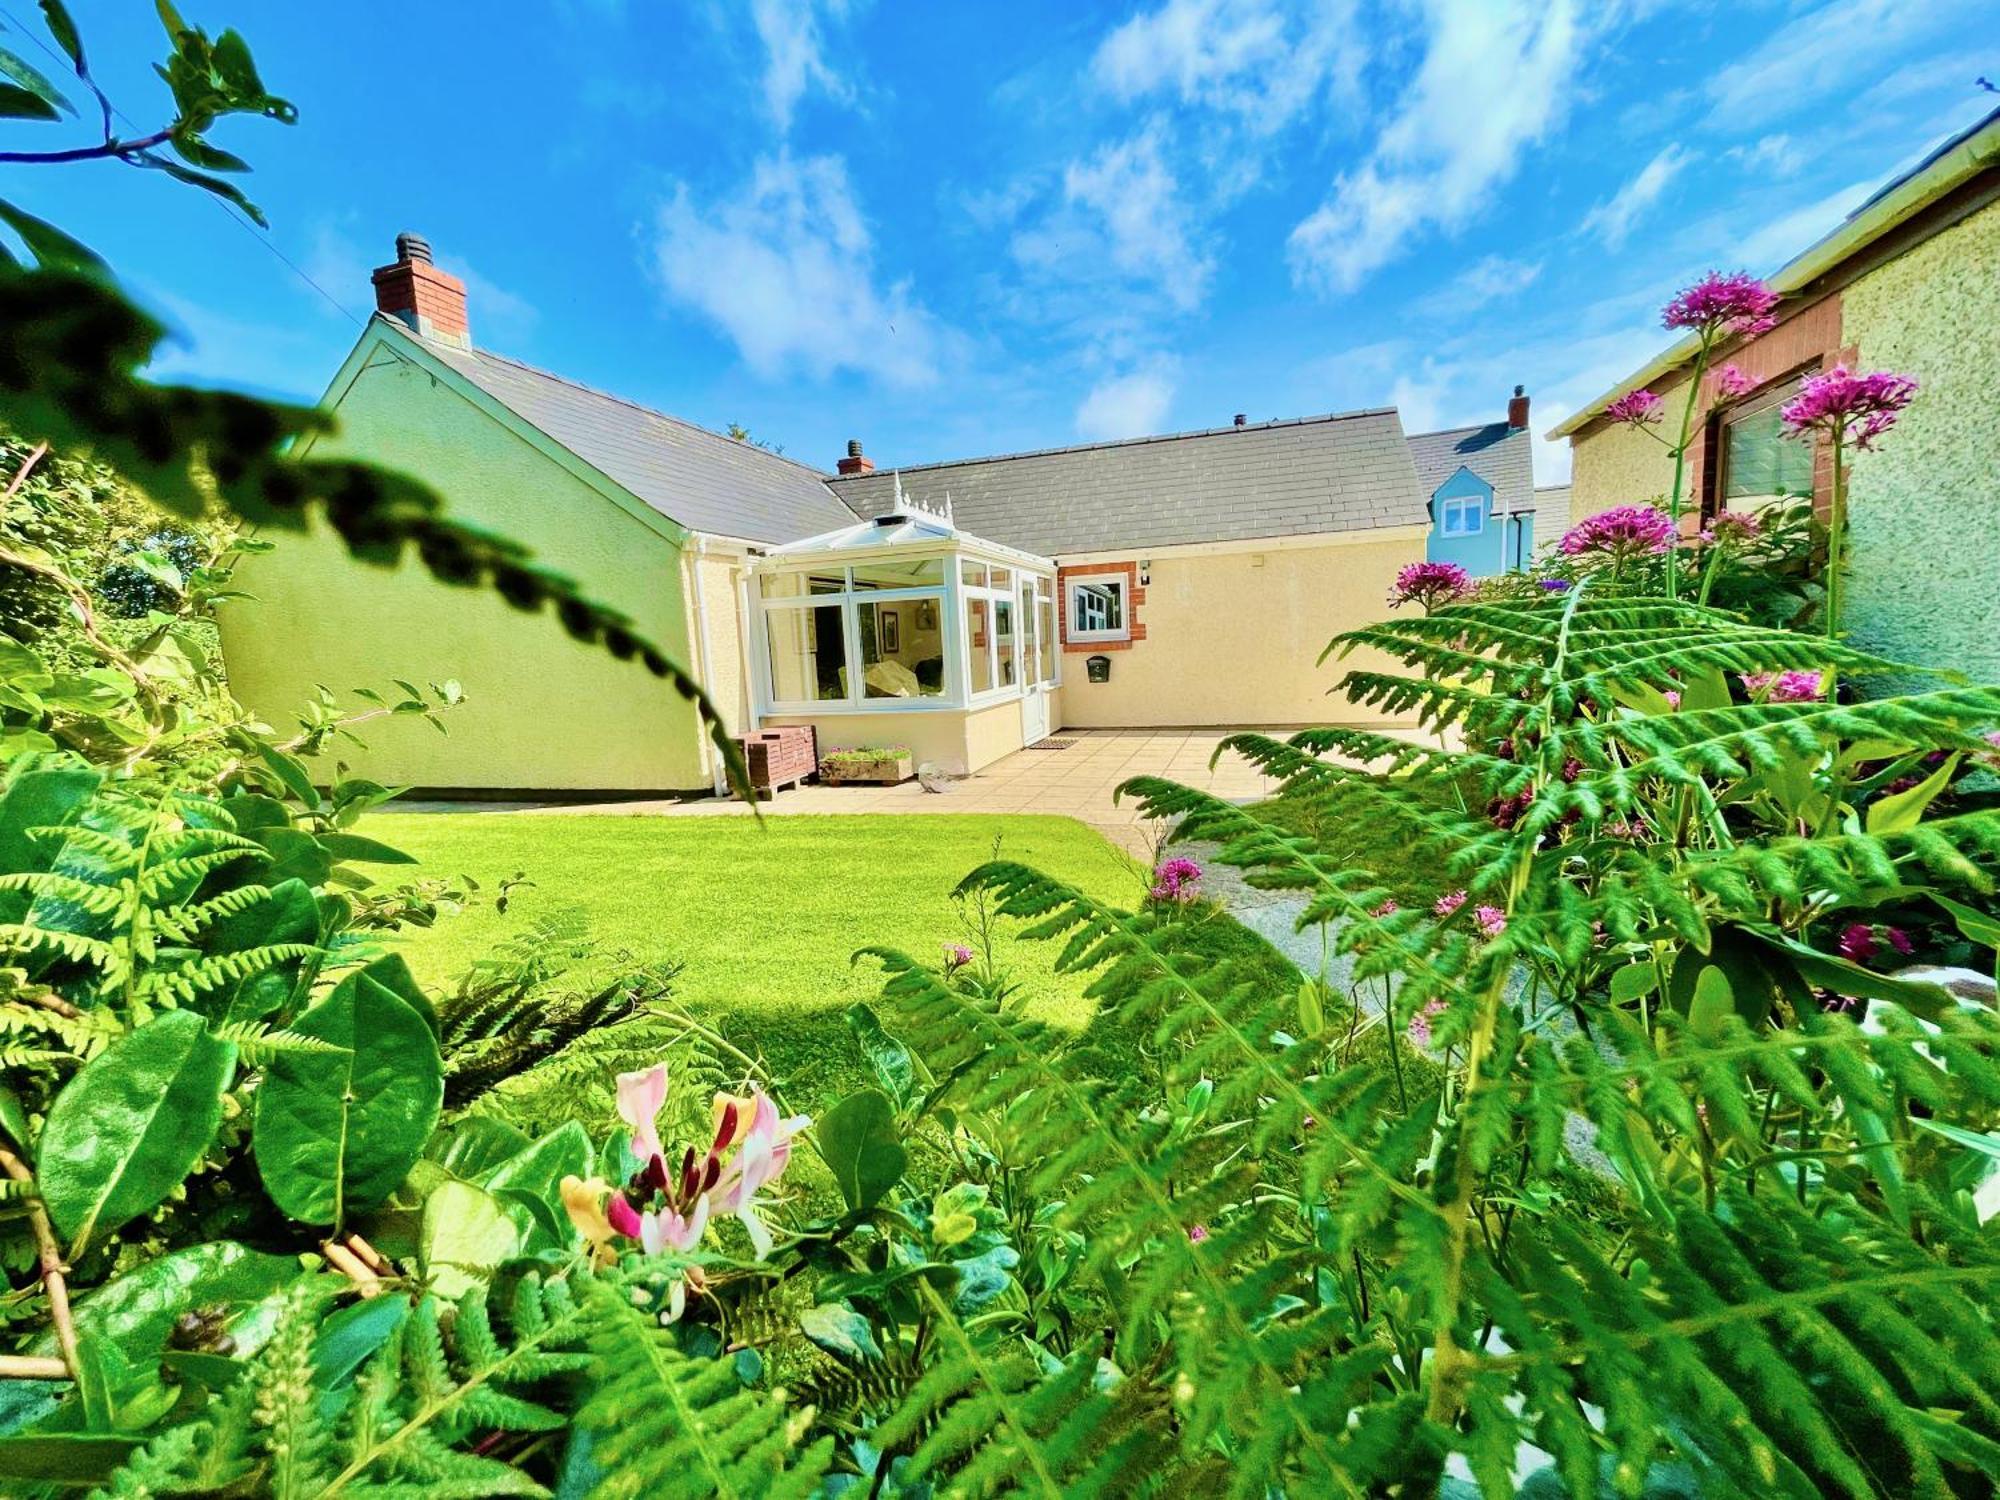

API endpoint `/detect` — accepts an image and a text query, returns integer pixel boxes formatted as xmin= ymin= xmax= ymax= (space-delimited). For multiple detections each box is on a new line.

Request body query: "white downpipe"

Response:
xmin=687 ymin=536 xmax=729 ymax=798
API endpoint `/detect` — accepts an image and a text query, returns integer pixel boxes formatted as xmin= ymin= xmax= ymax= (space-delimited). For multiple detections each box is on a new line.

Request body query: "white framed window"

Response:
xmin=1066 ymin=576 xmax=1128 ymax=642
xmin=1440 ymin=496 xmax=1485 ymax=537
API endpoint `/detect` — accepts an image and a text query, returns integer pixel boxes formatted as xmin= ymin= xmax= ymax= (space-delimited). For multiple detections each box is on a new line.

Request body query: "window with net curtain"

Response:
xmin=1716 ymin=375 xmax=1816 ymax=513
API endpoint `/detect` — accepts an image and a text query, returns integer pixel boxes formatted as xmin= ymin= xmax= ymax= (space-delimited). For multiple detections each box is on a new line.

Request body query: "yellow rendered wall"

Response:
xmin=1840 ymin=198 xmax=2000 ymax=686
xmin=1056 ymin=533 xmax=1426 ymax=728
xmin=219 ymin=346 xmax=707 ymax=791
xmin=1565 ymin=373 xmax=1687 ymax=528
xmin=963 ymin=697 xmax=1026 ymax=771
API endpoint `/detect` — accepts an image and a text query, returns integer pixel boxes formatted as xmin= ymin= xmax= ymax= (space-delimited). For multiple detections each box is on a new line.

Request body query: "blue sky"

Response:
xmin=8 ymin=0 xmax=1994 ymax=483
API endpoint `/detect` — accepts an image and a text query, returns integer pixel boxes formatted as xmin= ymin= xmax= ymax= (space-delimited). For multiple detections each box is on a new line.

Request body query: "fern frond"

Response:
xmin=577 ymin=1277 xmax=832 ymax=1499
xmin=209 ymin=1017 xmax=346 ymax=1063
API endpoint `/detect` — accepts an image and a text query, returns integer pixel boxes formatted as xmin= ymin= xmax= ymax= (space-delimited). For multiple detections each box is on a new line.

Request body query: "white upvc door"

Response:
xmin=1019 ymin=581 xmax=1050 ymax=745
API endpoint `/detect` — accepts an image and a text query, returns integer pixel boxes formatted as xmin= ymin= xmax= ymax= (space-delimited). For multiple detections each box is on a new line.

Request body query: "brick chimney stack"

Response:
xmin=371 ymin=232 xmax=470 ymax=348
xmin=837 ymin=439 xmax=874 ymax=476
xmin=1507 ymin=384 xmax=1530 ymax=430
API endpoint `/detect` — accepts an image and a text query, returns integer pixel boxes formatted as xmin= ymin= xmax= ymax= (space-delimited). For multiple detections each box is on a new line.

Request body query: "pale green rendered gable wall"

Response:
xmin=1843 ymin=197 xmax=2000 ymax=687
xmin=219 ymin=340 xmax=708 ymax=791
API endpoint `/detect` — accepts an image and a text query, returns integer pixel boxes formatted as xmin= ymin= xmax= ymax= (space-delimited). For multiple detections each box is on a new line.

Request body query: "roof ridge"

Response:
xmin=1409 ymin=420 xmax=1517 ymax=441
xmin=823 ymin=406 xmax=1403 ymax=481
xmin=452 ymin=336 xmax=836 ymax=480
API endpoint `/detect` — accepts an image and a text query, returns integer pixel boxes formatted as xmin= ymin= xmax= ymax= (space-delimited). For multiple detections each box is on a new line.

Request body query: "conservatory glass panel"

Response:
xmin=966 ymin=596 xmax=994 ymax=694
xmin=851 ymin=556 xmax=946 ymax=590
xmin=761 ymin=570 xmax=845 ymax=599
xmin=1037 ymin=592 xmax=1058 ymax=684
xmin=765 ymin=603 xmax=846 ymax=702
xmin=856 ymin=596 xmax=947 ymax=699
xmin=995 ymin=597 xmax=1018 ymax=688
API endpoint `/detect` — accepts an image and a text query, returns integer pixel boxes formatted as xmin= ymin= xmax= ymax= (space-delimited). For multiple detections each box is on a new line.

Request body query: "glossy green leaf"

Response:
xmin=39 ymin=1011 xmax=235 ymax=1246
xmin=798 ymin=1303 xmax=882 ymax=1363
xmin=252 ymin=971 xmax=441 ymax=1225
xmin=315 ymin=831 xmax=416 ymax=865
xmin=1747 ymin=932 xmax=1955 ymax=1021
xmin=816 ymin=1089 xmax=906 ymax=1215
xmin=0 ymin=766 xmax=99 ymax=920
xmin=255 ymin=742 xmax=319 ymax=808
xmin=1865 ymin=753 xmax=1958 ymax=834
xmin=420 ymin=1180 xmax=521 ymax=1298
xmin=212 ymin=876 xmax=321 ymax=1022
xmin=1925 ymin=890 xmax=2000 ymax=952
xmin=39 ymin=0 xmax=86 ymax=73
xmin=346 ymin=951 xmax=438 ymax=1035
xmin=0 ymin=1434 xmax=140 ymax=1481
xmin=431 ymin=1116 xmax=532 ymax=1182
xmin=0 ymin=48 xmax=70 ymax=115
xmin=483 ymin=1120 xmax=591 ymax=1206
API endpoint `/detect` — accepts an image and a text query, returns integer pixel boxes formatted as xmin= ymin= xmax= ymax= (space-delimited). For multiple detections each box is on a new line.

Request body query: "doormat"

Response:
xmin=1027 ymin=738 xmax=1079 ymax=751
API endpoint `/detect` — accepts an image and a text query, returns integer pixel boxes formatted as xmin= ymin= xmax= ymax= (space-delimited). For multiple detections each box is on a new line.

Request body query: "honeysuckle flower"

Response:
xmin=1558 ymin=505 xmax=1675 ymax=563
xmin=706 ymin=1088 xmax=809 ymax=1260
xmin=1389 ymin=560 xmax=1473 ymax=612
xmin=1408 ymin=998 xmax=1449 ymax=1048
xmin=1473 ymin=906 xmax=1507 ymax=940
xmin=1662 ymin=271 xmax=1779 ymax=339
xmin=1434 ymin=890 xmax=1467 ymax=918
xmin=1780 ymin=364 xmax=1919 ymax=451
xmin=1604 ymin=388 xmax=1664 ymax=426
xmin=617 ymin=1064 xmax=670 ymax=1170
xmin=1713 ymin=363 xmax=1756 ymax=398
xmin=1150 ymin=856 xmax=1203 ymax=903
xmin=1741 ymin=669 xmax=1823 ymax=703
xmin=561 ymin=1175 xmax=618 ymax=1247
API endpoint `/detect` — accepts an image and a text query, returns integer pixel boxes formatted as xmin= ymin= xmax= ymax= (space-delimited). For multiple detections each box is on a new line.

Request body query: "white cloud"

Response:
xmin=650 ymin=153 xmax=946 ymax=387
xmin=1725 ymin=133 xmax=1803 ymax=178
xmin=1580 ymin=143 xmax=1692 ymax=248
xmin=1731 ymin=176 xmax=1875 ymax=273
xmin=750 ymin=0 xmax=853 ymax=132
xmin=1419 ymin=254 xmax=1545 ymax=317
xmin=1704 ymin=0 xmax=1977 ymax=129
xmin=1048 ymin=124 xmax=1213 ymax=312
xmin=1090 ymin=0 xmax=1362 ymax=133
xmin=1288 ymin=0 xmax=1587 ymax=294
xmin=1076 ymin=365 xmax=1177 ymax=440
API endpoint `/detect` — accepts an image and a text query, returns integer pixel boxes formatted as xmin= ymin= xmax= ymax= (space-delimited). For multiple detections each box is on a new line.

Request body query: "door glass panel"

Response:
xmin=1037 ymin=593 xmax=1057 ymax=684
xmin=856 ymin=596 xmax=946 ymax=699
xmin=765 ymin=603 xmax=846 ymax=701
xmin=995 ymin=598 xmax=1017 ymax=688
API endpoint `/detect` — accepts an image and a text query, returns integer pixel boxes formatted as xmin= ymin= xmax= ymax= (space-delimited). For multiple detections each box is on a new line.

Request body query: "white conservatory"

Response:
xmin=745 ymin=504 xmax=1062 ymax=774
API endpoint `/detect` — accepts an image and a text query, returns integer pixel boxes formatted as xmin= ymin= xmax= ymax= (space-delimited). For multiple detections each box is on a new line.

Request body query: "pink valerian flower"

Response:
xmin=1604 ymin=388 xmax=1665 ymax=427
xmin=1663 ymin=690 xmax=1682 ymax=708
xmin=1408 ymin=998 xmax=1449 ymax=1048
xmin=943 ymin=942 xmax=974 ymax=970
xmin=1369 ymin=899 xmax=1399 ymax=918
xmin=1780 ymin=364 xmax=1919 ymax=452
xmin=1150 ymin=856 xmax=1203 ymax=903
xmin=1187 ymin=1223 xmax=1210 ymax=1244
xmin=1558 ymin=505 xmax=1676 ymax=563
xmin=1741 ymin=669 xmax=1824 ymax=703
xmin=1389 ymin=560 xmax=1473 ymax=612
xmin=1700 ymin=510 xmax=1762 ymax=546
xmin=1434 ymin=890 xmax=1468 ymax=918
xmin=1712 ymin=363 xmax=1756 ymax=399
xmin=1982 ymin=730 xmax=2000 ymax=770
xmin=1839 ymin=923 xmax=1914 ymax=964
xmin=1662 ymin=271 xmax=1780 ymax=339
xmin=1473 ymin=905 xmax=1507 ymax=940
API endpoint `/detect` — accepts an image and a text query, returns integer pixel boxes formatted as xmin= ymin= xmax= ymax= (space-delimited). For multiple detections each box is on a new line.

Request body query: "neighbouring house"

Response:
xmin=1551 ymin=104 xmax=2000 ymax=684
xmin=221 ymin=234 xmax=1536 ymax=795
xmin=1407 ymin=389 xmax=1536 ymax=576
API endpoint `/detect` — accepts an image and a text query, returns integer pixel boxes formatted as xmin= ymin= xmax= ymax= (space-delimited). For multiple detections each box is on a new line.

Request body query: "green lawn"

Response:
xmin=368 ymin=811 xmax=1142 ymax=1102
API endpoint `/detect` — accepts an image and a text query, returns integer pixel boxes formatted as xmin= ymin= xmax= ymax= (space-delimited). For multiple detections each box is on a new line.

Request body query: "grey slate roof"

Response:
xmin=824 ymin=409 xmax=1429 ymax=557
xmin=1405 ymin=423 xmax=1535 ymax=518
xmin=418 ymin=329 xmax=856 ymax=544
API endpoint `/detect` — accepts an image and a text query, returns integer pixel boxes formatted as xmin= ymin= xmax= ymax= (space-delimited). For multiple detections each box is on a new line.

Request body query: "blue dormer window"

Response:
xmin=1440 ymin=496 xmax=1485 ymax=537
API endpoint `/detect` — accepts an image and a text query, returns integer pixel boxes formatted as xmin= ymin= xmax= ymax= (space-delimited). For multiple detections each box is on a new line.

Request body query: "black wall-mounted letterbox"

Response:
xmin=1085 ymin=654 xmax=1111 ymax=683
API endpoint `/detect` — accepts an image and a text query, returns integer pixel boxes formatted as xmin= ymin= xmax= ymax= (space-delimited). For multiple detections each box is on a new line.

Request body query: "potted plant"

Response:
xmin=820 ymin=745 xmax=915 ymax=785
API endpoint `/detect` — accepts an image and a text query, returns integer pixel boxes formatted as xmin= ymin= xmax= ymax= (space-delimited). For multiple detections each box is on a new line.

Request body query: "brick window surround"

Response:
xmin=1684 ymin=293 xmax=1853 ymax=527
xmin=1057 ymin=562 xmax=1147 ymax=652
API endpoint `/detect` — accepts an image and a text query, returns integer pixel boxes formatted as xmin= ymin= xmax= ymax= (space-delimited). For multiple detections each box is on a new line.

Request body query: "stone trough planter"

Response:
xmin=821 ymin=750 xmax=915 ymax=786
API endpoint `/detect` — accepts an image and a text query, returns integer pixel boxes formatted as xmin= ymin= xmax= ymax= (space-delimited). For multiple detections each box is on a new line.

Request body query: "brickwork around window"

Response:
xmin=1057 ymin=561 xmax=1146 ymax=652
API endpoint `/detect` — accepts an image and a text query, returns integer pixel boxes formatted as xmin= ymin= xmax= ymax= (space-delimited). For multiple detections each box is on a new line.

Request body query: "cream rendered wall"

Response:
xmin=220 ymin=346 xmax=708 ymax=791
xmin=762 ymin=703 xmax=1021 ymax=776
xmin=1056 ymin=531 xmax=1427 ymax=728
xmin=1842 ymin=197 xmax=2000 ymax=685
xmin=682 ymin=547 xmax=753 ymax=789
xmin=1565 ymin=372 xmax=1687 ymax=528
xmin=964 ymin=698 xmax=1025 ymax=770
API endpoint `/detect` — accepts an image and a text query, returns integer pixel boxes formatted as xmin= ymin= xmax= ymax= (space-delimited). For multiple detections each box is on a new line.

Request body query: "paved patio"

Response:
xmin=402 ymin=728 xmax=1297 ymax=853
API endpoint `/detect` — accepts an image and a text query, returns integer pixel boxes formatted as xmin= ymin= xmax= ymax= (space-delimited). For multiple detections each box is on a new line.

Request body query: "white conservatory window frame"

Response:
xmin=749 ymin=529 xmax=1057 ymax=718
